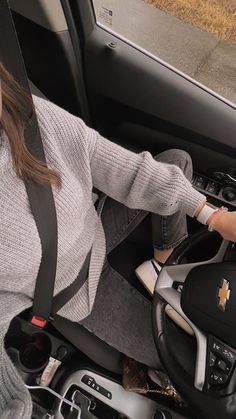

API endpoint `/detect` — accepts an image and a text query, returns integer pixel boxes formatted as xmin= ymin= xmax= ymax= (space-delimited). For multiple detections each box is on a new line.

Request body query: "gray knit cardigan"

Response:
xmin=0 ymin=96 xmax=205 ymax=418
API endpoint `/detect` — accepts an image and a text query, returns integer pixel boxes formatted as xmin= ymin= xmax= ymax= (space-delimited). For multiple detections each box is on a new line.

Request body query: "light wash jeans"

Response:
xmin=81 ymin=149 xmax=193 ymax=368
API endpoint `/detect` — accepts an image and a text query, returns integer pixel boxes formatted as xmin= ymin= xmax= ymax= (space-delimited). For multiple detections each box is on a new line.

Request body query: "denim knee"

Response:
xmin=154 ymin=149 xmax=193 ymax=181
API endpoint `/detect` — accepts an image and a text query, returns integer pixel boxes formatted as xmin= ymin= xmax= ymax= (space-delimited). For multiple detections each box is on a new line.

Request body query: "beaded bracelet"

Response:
xmin=207 ymin=206 xmax=228 ymax=232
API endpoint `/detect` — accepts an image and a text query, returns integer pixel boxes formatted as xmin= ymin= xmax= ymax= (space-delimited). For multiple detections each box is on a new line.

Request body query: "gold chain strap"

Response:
xmin=125 ymin=384 xmax=182 ymax=402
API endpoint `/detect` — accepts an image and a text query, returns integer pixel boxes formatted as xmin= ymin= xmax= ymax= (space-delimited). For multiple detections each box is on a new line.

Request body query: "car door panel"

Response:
xmin=113 ymin=122 xmax=236 ymax=170
xmin=84 ymin=28 xmax=236 ymax=158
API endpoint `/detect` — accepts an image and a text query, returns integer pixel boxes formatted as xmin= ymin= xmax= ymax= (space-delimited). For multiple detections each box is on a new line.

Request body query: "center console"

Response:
xmin=7 ymin=317 xmax=188 ymax=419
xmin=54 ymin=369 xmax=187 ymax=419
xmin=55 ymin=369 xmax=157 ymax=418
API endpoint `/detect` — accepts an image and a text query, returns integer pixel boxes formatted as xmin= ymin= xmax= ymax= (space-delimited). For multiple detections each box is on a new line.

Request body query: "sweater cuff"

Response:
xmin=182 ymin=180 xmax=206 ymax=218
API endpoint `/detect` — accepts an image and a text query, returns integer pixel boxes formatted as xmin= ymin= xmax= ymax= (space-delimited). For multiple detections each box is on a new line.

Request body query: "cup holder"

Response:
xmin=19 ymin=332 xmax=52 ymax=372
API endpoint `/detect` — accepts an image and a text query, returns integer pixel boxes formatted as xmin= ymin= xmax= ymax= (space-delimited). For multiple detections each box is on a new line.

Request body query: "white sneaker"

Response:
xmin=135 ymin=259 xmax=163 ymax=295
xmin=135 ymin=259 xmax=194 ymax=336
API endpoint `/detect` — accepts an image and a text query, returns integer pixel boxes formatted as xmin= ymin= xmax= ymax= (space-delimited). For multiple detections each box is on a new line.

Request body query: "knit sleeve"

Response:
xmin=0 ymin=293 xmax=32 ymax=419
xmin=89 ymin=131 xmax=206 ymax=217
xmin=33 ymin=96 xmax=97 ymax=164
xmin=33 ymin=95 xmax=205 ymax=217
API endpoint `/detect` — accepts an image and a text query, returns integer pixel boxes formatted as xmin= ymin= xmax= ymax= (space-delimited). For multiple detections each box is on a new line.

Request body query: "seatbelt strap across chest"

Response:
xmin=0 ymin=0 xmax=92 ymax=327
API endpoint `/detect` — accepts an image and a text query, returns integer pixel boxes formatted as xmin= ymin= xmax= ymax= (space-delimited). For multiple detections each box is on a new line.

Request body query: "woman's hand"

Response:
xmin=207 ymin=210 xmax=236 ymax=242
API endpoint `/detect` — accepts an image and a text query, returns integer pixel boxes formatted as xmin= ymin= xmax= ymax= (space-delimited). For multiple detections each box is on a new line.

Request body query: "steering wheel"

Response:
xmin=153 ymin=229 xmax=236 ymax=419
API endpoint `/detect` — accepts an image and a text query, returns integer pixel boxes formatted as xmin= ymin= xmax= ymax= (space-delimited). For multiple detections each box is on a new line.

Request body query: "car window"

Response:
xmin=92 ymin=0 xmax=236 ymax=106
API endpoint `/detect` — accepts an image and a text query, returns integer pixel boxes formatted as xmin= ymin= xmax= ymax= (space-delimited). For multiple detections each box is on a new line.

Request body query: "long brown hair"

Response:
xmin=0 ymin=62 xmax=61 ymax=187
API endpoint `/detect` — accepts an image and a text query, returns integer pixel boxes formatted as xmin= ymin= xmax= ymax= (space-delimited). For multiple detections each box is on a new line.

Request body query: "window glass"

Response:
xmin=92 ymin=0 xmax=236 ymax=105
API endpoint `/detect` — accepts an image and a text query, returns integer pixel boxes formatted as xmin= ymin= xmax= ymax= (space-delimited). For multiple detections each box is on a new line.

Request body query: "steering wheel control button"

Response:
xmin=211 ymin=341 xmax=224 ymax=356
xmin=221 ymin=348 xmax=235 ymax=363
xmin=209 ymin=352 xmax=216 ymax=367
xmin=211 ymin=340 xmax=236 ymax=362
xmin=206 ymin=337 xmax=236 ymax=391
xmin=216 ymin=359 xmax=230 ymax=373
xmin=81 ymin=374 xmax=112 ymax=399
xmin=209 ymin=371 xmax=228 ymax=386
xmin=206 ymin=181 xmax=220 ymax=195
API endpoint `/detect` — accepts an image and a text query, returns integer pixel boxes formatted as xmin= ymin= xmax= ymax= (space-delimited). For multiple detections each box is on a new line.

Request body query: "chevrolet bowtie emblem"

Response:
xmin=217 ymin=279 xmax=230 ymax=312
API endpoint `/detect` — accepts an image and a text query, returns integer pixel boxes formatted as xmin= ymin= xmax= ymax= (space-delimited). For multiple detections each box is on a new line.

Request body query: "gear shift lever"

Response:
xmin=69 ymin=390 xmax=97 ymax=419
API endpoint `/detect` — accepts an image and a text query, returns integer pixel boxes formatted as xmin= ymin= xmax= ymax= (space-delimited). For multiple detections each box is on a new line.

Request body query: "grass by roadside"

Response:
xmin=146 ymin=0 xmax=236 ymax=43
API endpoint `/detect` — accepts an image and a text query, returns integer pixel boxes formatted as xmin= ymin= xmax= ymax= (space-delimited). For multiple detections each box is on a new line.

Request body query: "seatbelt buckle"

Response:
xmin=30 ymin=315 xmax=48 ymax=328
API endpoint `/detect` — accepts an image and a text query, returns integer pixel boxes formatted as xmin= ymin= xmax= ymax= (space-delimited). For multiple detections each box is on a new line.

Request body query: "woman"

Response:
xmin=0 ymin=62 xmax=236 ymax=418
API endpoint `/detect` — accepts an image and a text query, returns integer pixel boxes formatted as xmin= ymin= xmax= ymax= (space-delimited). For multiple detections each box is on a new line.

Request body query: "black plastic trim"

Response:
xmin=12 ymin=10 xmax=90 ymax=121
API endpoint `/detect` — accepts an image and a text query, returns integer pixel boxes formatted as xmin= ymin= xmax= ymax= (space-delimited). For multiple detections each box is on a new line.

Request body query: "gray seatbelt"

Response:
xmin=0 ymin=0 xmax=92 ymax=328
